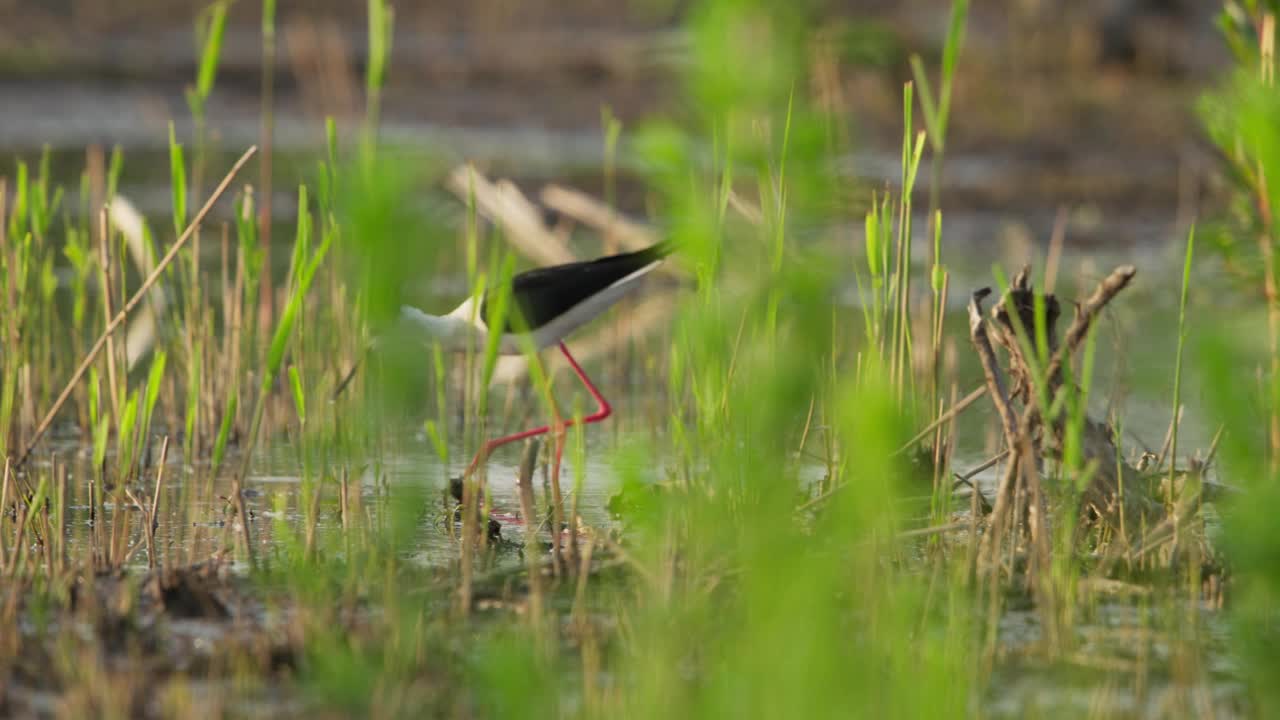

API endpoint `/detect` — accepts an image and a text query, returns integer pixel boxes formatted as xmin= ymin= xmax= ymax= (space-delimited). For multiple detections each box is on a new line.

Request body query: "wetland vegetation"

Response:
xmin=1 ymin=0 xmax=1278 ymax=717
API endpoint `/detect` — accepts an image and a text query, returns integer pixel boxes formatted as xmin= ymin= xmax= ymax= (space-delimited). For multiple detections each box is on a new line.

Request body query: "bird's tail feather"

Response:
xmin=641 ymin=239 xmax=677 ymax=262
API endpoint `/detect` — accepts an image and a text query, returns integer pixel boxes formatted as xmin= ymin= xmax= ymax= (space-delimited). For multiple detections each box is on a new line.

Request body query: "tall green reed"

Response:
xmin=571 ymin=0 xmax=978 ymax=715
xmin=186 ymin=0 xmax=228 ymax=194
xmin=232 ymin=184 xmax=332 ymax=563
xmin=1199 ymin=5 xmax=1280 ymax=713
xmin=1199 ymin=5 xmax=1279 ymax=469
xmin=363 ymin=0 xmax=394 ymax=159
xmin=259 ymin=0 xmax=278 ymax=318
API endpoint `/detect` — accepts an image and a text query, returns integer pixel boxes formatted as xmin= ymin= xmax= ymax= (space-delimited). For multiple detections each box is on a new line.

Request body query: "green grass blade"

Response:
xmin=288 ymin=365 xmax=306 ymax=426
xmin=1168 ymin=224 xmax=1195 ymax=491
xmin=195 ymin=1 xmax=228 ymax=101
xmin=211 ymin=392 xmax=238 ymax=476
xmin=168 ymin=124 xmax=187 ymax=235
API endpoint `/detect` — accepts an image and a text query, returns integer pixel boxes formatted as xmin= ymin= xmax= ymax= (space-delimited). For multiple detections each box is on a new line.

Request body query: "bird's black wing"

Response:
xmin=481 ymin=242 xmax=672 ymax=333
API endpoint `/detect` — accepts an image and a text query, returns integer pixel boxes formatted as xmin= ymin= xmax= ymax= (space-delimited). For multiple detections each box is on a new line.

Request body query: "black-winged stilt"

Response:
xmin=399 ymin=241 xmax=674 ymax=475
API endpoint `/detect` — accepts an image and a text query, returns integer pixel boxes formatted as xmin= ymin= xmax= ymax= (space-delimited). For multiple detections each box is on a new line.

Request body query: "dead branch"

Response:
xmin=896 ymin=385 xmax=987 ymax=456
xmin=969 ymin=288 xmax=1026 ymax=572
xmin=971 ymin=264 xmax=1162 ymax=572
xmin=1043 ymin=265 xmax=1136 ymax=395
xmin=990 ymin=266 xmax=1061 ymax=402
xmin=968 ymin=289 xmax=1018 ymax=444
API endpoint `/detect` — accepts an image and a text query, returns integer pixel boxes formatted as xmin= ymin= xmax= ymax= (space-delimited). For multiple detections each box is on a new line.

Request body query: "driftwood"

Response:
xmin=968 ymin=265 xmax=1163 ymax=561
xmin=540 ymin=185 xmax=657 ymax=252
xmin=446 ymin=164 xmax=577 ymax=266
xmin=969 ymin=286 xmax=1053 ymax=596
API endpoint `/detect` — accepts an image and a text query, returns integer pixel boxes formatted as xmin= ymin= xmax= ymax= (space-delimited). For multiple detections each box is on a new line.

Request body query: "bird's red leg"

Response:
xmin=464 ymin=423 xmax=551 ymax=478
xmin=464 ymin=342 xmax=612 ymax=478
xmin=549 ymin=342 xmax=609 ymax=571
xmin=551 ymin=341 xmax=612 ymax=471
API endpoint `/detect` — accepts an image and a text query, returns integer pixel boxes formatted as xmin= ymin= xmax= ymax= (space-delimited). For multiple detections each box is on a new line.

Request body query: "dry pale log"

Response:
xmin=446 ymin=164 xmax=576 ymax=267
xmin=539 ymin=184 xmax=657 ymax=251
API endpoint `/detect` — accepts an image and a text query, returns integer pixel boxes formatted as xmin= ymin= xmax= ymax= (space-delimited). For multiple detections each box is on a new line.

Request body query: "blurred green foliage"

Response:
xmin=1198 ymin=4 xmax=1280 ymax=715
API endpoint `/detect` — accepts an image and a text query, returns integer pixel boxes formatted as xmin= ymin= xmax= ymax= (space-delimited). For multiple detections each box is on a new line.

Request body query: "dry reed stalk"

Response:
xmin=15 ymin=146 xmax=258 ymax=468
xmin=931 ymin=270 xmax=950 ymax=415
xmin=1263 ymin=225 xmax=1280 ymax=475
xmin=260 ymin=16 xmax=276 ymax=335
xmin=574 ymin=533 xmax=601 ymax=714
xmin=38 ymin=464 xmax=54 ymax=574
xmin=1155 ymin=404 xmax=1184 ymax=472
xmin=121 ymin=487 xmax=150 ymax=564
xmin=231 ymin=217 xmax=247 ymax=409
xmin=571 ymin=531 xmax=596 ymax=620
xmin=147 ymin=437 xmax=170 ymax=568
xmin=350 ymin=465 xmax=367 ymax=550
xmin=7 ymin=486 xmax=29 ymax=577
xmin=334 ymin=466 xmax=349 ymax=560
xmin=568 ymin=442 xmax=583 ymax=574
xmin=967 ymin=462 xmax=981 ymax=572
xmin=339 ymin=466 xmax=350 ymax=533
xmin=458 ymin=455 xmax=481 ymax=617
xmin=981 ymin=459 xmax=1020 ymax=670
xmin=304 ymin=473 xmax=324 ymax=562
xmin=898 ymin=520 xmax=970 ymax=539
xmin=192 ymin=225 xmax=206 ymax=452
xmin=891 ymin=197 xmax=911 ymax=399
xmin=932 ymin=395 xmax=947 ymax=504
xmin=89 ymin=473 xmax=101 ymax=568
xmin=1265 ymin=11 xmax=1278 ymax=478
xmin=1023 ymin=446 xmax=1060 ymax=652
xmin=97 ymin=207 xmax=122 ymax=425
xmin=19 ymin=368 xmax=34 ymax=449
xmin=87 ymin=144 xmax=106 ymax=240
xmin=0 ymin=457 xmax=9 ymax=574
xmin=942 ymin=382 xmax=960 ymax=500
xmin=111 ymin=475 xmax=133 ymax=567
xmin=54 ymin=460 xmax=67 ymax=574
xmin=1044 ymin=207 xmax=1068 ymax=295
xmin=0 ymin=178 xmax=21 ymax=456
xmin=516 ymin=439 xmax=545 ymax=634
xmin=986 ymin=451 xmax=1022 ymax=573
xmin=220 ymin=223 xmax=232 ymax=376
xmin=548 ymin=426 xmax=567 ymax=577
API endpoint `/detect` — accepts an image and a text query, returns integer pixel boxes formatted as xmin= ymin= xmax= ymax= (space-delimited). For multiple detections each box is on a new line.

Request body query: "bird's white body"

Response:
xmin=400 ymin=257 xmax=663 ymax=354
